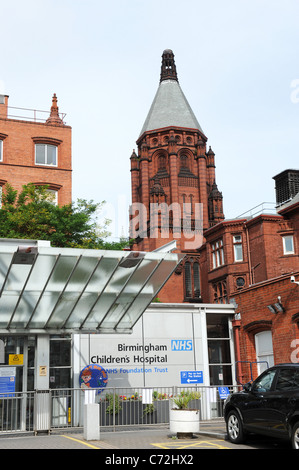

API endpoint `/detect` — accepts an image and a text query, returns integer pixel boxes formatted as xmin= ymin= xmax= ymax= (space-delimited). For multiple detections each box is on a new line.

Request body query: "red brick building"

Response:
xmin=0 ymin=93 xmax=72 ymax=206
xmin=130 ymin=50 xmax=299 ymax=378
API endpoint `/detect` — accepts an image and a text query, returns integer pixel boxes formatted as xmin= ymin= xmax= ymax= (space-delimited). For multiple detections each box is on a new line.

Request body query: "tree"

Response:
xmin=0 ymin=183 xmax=130 ymax=250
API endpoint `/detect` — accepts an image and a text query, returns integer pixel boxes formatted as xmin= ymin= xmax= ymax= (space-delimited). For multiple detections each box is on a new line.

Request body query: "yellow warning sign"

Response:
xmin=9 ymin=354 xmax=24 ymax=365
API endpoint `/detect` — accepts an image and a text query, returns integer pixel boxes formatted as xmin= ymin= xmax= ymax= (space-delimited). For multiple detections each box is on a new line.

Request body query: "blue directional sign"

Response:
xmin=180 ymin=370 xmax=203 ymax=384
xmin=218 ymin=386 xmax=230 ymax=399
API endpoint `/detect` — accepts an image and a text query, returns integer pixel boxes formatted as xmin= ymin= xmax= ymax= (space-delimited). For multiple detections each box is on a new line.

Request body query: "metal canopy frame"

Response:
xmin=0 ymin=244 xmax=184 ymax=334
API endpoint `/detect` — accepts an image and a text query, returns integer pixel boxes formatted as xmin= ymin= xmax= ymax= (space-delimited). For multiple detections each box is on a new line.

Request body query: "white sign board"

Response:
xmin=77 ymin=306 xmax=208 ymax=387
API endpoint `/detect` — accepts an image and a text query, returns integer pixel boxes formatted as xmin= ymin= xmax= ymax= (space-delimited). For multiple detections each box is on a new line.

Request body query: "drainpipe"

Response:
xmin=232 ymin=315 xmax=244 ymax=387
xmin=245 ymin=223 xmax=253 ymax=285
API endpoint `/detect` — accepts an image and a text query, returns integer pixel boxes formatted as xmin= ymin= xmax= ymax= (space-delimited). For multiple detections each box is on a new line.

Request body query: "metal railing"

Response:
xmin=0 ymin=385 xmax=238 ymax=434
xmin=236 ymin=202 xmax=277 ymax=219
xmin=5 ymin=106 xmax=66 ymax=124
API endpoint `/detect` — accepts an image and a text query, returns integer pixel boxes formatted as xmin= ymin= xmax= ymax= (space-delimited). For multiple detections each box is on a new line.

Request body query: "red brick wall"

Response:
xmin=0 ymin=105 xmax=72 ymax=206
xmin=233 ymin=274 xmax=299 ymax=382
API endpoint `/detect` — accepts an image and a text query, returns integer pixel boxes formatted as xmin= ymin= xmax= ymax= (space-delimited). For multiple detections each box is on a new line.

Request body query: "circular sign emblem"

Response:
xmin=79 ymin=364 xmax=108 ymax=393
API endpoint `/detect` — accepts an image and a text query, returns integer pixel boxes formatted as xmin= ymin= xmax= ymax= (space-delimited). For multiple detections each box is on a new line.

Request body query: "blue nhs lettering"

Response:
xmin=171 ymin=340 xmax=193 ymax=351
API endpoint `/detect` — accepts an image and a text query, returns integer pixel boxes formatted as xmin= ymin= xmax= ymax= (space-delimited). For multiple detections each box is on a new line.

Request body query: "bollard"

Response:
xmin=83 ymin=390 xmax=100 ymax=441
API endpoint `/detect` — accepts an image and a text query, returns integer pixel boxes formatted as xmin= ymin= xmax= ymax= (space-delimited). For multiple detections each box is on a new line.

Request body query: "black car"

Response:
xmin=224 ymin=363 xmax=299 ymax=449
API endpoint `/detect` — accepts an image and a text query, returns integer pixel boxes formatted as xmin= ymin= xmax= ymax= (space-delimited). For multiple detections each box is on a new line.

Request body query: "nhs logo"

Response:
xmin=171 ymin=340 xmax=193 ymax=351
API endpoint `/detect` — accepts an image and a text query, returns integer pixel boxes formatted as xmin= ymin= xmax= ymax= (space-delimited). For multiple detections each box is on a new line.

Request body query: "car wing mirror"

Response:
xmin=243 ymin=382 xmax=252 ymax=392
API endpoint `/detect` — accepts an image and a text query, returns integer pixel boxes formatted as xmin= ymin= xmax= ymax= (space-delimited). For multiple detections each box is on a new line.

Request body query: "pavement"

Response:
xmin=0 ymin=420 xmax=227 ymax=450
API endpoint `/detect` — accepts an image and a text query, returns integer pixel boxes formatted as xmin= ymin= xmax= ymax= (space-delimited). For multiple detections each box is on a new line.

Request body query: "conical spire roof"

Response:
xmin=139 ymin=50 xmax=204 ymax=137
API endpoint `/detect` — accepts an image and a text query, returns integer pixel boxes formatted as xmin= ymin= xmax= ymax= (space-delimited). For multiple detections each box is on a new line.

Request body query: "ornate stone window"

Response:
xmin=213 ymin=280 xmax=228 ymax=304
xmin=184 ymin=257 xmax=201 ymax=301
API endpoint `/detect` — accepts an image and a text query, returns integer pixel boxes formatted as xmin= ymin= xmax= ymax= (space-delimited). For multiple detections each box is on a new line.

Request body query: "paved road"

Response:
xmin=0 ymin=428 xmax=293 ymax=450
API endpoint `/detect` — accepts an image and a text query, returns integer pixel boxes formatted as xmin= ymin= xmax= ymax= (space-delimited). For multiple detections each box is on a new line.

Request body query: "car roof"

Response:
xmin=272 ymin=363 xmax=299 ymax=368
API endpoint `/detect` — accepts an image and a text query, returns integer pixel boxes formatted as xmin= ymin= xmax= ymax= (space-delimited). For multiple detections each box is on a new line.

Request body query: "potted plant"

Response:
xmin=169 ymin=390 xmax=201 ymax=438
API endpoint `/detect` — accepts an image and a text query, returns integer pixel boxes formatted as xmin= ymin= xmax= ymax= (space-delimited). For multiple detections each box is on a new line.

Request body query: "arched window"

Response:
xmin=184 ymin=258 xmax=201 ymax=301
xmin=213 ymin=280 xmax=228 ymax=304
xmin=158 ymin=155 xmax=166 ymax=170
xmin=180 ymin=155 xmax=188 ymax=169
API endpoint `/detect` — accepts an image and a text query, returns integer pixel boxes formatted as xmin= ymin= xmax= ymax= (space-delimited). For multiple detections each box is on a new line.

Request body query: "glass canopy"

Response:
xmin=0 ymin=243 xmax=184 ymax=334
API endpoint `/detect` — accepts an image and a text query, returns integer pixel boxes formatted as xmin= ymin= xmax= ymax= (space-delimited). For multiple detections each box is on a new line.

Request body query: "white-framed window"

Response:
xmin=0 ymin=140 xmax=3 ymax=162
xmin=233 ymin=234 xmax=243 ymax=262
xmin=46 ymin=189 xmax=58 ymax=205
xmin=35 ymin=144 xmax=57 ymax=166
xmin=282 ymin=235 xmax=294 ymax=255
xmin=211 ymin=239 xmax=225 ymax=269
xmin=255 ymin=330 xmax=274 ymax=375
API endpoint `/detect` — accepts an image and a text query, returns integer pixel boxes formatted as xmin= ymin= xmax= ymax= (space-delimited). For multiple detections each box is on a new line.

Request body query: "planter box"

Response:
xmin=99 ymin=399 xmax=170 ymax=426
xmin=143 ymin=400 xmax=169 ymax=424
xmin=100 ymin=401 xmax=143 ymax=426
xmin=169 ymin=408 xmax=200 ymax=436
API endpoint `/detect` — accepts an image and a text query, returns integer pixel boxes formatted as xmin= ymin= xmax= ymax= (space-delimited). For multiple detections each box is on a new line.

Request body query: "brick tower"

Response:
xmin=130 ymin=50 xmax=224 ymax=302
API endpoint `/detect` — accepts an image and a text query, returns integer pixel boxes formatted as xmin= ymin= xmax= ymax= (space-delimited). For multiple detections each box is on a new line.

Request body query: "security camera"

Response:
xmin=291 ymin=276 xmax=299 ymax=285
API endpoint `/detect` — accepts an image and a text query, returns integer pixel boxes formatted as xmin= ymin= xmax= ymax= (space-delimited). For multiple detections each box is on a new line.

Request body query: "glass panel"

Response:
xmin=95 ymin=259 xmax=158 ymax=329
xmin=65 ymin=257 xmax=122 ymax=328
xmin=255 ymin=330 xmax=273 ymax=355
xmin=206 ymin=314 xmax=230 ymax=338
xmin=50 ymin=339 xmax=71 ymax=367
xmin=25 ymin=254 xmax=59 ymax=291
xmin=0 ymin=254 xmax=12 ymax=287
xmin=35 ymin=144 xmax=45 ymax=164
xmin=8 ymin=292 xmax=40 ymax=328
xmin=28 ymin=292 xmax=61 ymax=328
xmin=209 ymin=365 xmax=232 ymax=385
xmin=234 ymin=244 xmax=243 ymax=261
xmin=276 ymin=369 xmax=297 ymax=391
xmin=5 ymin=263 xmax=33 ymax=293
xmin=0 ymin=295 xmax=23 ymax=328
xmin=64 ymin=292 xmax=99 ymax=329
xmin=193 ymin=262 xmax=200 ymax=298
xmin=46 ymin=145 xmax=57 ymax=165
xmin=116 ymin=257 xmax=178 ymax=330
xmin=208 ymin=339 xmax=231 ymax=364
xmin=184 ymin=262 xmax=192 ymax=298
xmin=0 ymin=336 xmax=24 ymax=363
xmin=45 ymin=256 xmax=100 ymax=328
xmin=28 ymin=256 xmax=80 ymax=328
xmin=283 ymin=235 xmax=294 ymax=253
xmin=49 ymin=368 xmax=71 ymax=388
xmin=46 ymin=256 xmax=80 ymax=292
xmin=253 ymin=369 xmax=276 ymax=392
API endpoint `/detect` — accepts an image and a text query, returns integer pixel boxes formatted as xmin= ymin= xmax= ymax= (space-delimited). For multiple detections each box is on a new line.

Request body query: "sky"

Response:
xmin=1 ymin=0 xmax=299 ymax=240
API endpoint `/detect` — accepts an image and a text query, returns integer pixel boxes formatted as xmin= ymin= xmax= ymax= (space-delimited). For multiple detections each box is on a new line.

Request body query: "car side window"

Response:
xmin=253 ymin=369 xmax=276 ymax=392
xmin=276 ymin=369 xmax=297 ymax=391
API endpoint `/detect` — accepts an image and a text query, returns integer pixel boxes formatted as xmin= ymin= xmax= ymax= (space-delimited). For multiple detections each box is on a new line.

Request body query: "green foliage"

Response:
xmin=0 ymin=183 xmax=132 ymax=250
xmin=105 ymin=393 xmax=122 ymax=415
xmin=143 ymin=403 xmax=155 ymax=416
xmin=172 ymin=390 xmax=201 ymax=410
